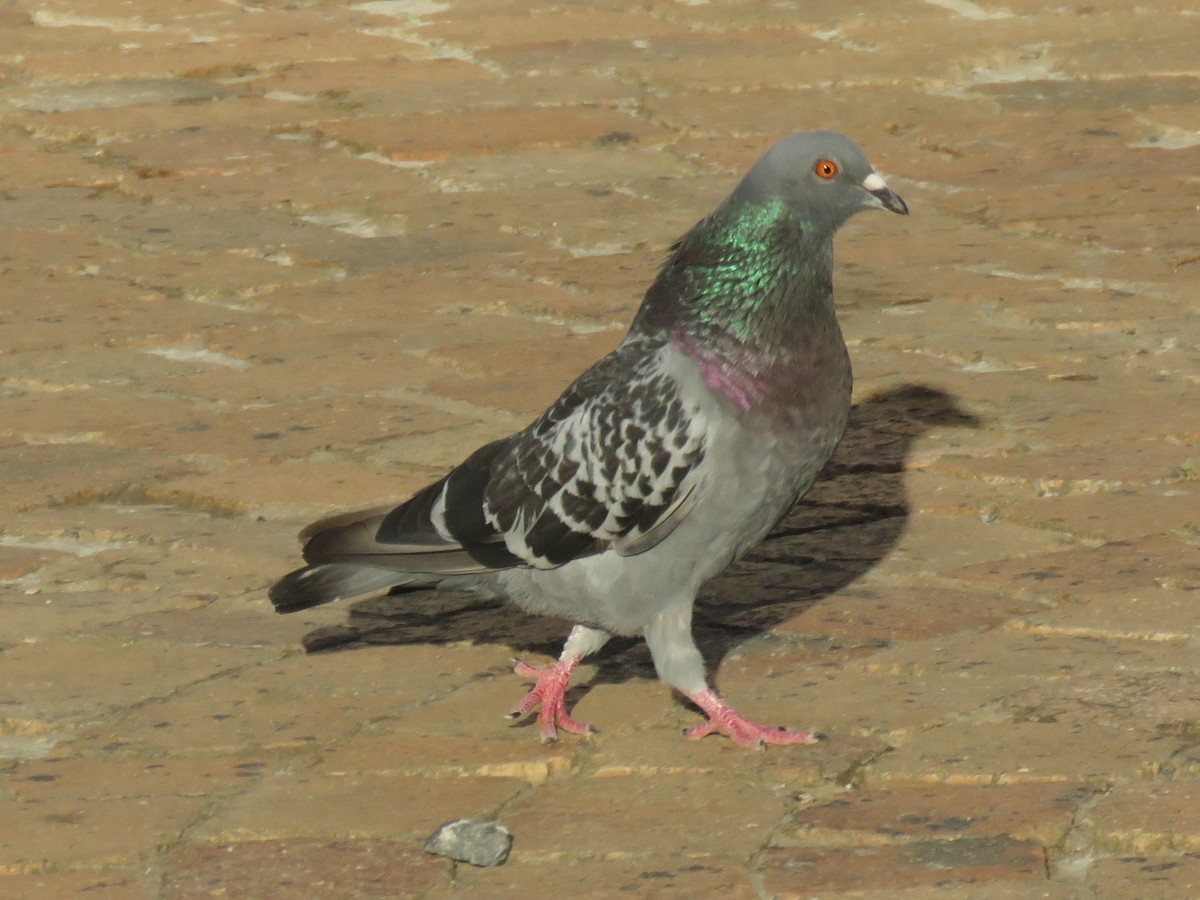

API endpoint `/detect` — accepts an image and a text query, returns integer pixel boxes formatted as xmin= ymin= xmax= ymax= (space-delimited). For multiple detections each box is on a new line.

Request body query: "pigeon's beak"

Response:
xmin=862 ymin=172 xmax=908 ymax=216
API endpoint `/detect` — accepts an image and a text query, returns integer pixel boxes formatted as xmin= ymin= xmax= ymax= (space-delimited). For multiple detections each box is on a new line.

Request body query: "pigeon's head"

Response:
xmin=733 ymin=131 xmax=908 ymax=230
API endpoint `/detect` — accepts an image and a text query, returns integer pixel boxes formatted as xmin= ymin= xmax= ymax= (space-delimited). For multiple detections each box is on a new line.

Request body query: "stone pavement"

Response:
xmin=1 ymin=0 xmax=1198 ymax=896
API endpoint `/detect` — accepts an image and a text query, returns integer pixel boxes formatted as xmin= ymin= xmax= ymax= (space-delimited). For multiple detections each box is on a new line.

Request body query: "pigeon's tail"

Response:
xmin=269 ymin=563 xmax=421 ymax=613
xmin=270 ymin=452 xmax=521 ymax=614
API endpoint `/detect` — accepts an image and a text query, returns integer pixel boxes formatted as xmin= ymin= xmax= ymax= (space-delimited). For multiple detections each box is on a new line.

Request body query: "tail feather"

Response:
xmin=269 ymin=563 xmax=417 ymax=614
xmin=272 ymin=438 xmax=523 ymax=613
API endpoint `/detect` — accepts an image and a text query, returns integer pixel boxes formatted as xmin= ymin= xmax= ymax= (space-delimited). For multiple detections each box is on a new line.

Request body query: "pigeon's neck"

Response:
xmin=634 ymin=197 xmax=844 ymax=408
xmin=636 ymin=197 xmax=837 ymax=348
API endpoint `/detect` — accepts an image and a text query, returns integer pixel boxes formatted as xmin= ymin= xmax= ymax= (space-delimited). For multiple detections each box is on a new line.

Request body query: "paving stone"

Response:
xmin=870 ymin=721 xmax=1169 ymax=787
xmin=123 ymin=394 xmax=472 ymax=462
xmin=0 ymin=870 xmax=149 ymax=898
xmin=0 ymin=634 xmax=278 ymax=725
xmin=427 ymin=146 xmax=703 ymax=194
xmin=16 ymin=78 xmax=234 ymax=113
xmin=2 ymin=0 xmax=1198 ymax=894
xmin=193 ymin=770 xmax=526 ymax=843
xmin=19 ymin=94 xmax=333 ymax=145
xmin=1001 ymin=488 xmax=1200 ymax=543
xmin=101 ymin=129 xmax=431 ymax=211
xmin=308 ymin=733 xmax=576 ymax=785
xmin=1082 ymin=784 xmax=1200 ymax=855
xmin=0 ymin=135 xmax=115 ymax=191
xmin=777 ymin=782 xmax=1091 ymax=848
xmin=22 ymin=545 xmax=269 ymax=605
xmin=586 ymin=712 xmax=888 ymax=789
xmin=109 ymin=643 xmax=514 ymax=754
xmin=156 ymin=459 xmax=442 ymax=518
xmin=1006 ymin=589 xmax=1200 ymax=643
xmin=996 ymin=669 xmax=1200 ymax=741
xmin=247 ymin=56 xmax=497 ymax=101
xmin=0 ymin=590 xmax=213 ymax=644
xmin=452 ymin=855 xmax=757 ymax=899
xmin=421 ymin=7 xmax=690 ymax=49
xmin=376 ymin=661 xmax=576 ymax=741
xmin=853 ymin=627 xmax=1198 ymax=683
xmin=558 ymin=675 xmax=676 ymax=742
xmin=773 ymin=582 xmax=1041 ymax=644
xmin=161 ymin=838 xmax=451 ymax=899
xmin=317 ymin=106 xmax=674 ymax=163
xmin=942 ymin=534 xmax=1200 ymax=602
xmin=17 ymin=20 xmax=409 ymax=83
xmin=500 ymin=773 xmax=787 ymax=861
xmin=816 ymin=881 xmax=1084 ymax=900
xmin=1086 ymin=854 xmax=1200 ymax=900
xmin=1 ymin=793 xmax=209 ymax=872
xmin=0 ymin=542 xmax=67 ymax=580
xmin=7 ymin=751 xmax=272 ymax=802
xmin=709 ymin=643 xmax=1030 ymax=745
xmin=760 ymin=839 xmax=1048 ymax=897
xmin=95 ymin=599 xmax=321 ymax=650
xmin=869 ymin=511 xmax=1079 ymax=579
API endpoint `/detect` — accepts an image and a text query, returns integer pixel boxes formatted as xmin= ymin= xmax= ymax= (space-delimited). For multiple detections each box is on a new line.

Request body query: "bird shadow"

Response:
xmin=300 ymin=384 xmax=980 ymax=697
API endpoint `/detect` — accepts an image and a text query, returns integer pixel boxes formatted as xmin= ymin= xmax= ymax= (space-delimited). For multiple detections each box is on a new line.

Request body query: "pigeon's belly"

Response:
xmin=495 ymin=344 xmax=851 ymax=636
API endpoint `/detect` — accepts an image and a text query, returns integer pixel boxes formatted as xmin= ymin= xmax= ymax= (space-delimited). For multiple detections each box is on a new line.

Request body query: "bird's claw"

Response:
xmin=508 ymin=658 xmax=595 ymax=742
xmin=684 ymin=688 xmax=819 ymax=749
xmin=686 ymin=717 xmax=818 ymax=749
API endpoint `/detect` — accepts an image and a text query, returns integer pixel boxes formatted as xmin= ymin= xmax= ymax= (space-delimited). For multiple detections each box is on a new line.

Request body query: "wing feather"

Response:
xmin=296 ymin=335 xmax=707 ymax=577
xmin=482 ymin=335 xmax=707 ymax=566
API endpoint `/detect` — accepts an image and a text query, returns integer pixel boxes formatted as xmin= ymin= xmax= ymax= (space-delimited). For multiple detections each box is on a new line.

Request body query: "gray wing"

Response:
xmin=481 ymin=336 xmax=707 ymax=567
xmin=270 ymin=336 xmax=709 ymax=612
xmin=362 ymin=334 xmax=707 ymax=571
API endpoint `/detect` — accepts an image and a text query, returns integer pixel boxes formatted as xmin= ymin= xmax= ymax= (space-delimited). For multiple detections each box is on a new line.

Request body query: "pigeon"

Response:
xmin=270 ymin=130 xmax=908 ymax=748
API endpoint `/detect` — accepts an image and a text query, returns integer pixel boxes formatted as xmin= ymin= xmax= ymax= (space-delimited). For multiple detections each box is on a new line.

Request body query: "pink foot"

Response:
xmin=684 ymin=689 xmax=819 ymax=749
xmin=507 ymin=656 xmax=595 ymax=743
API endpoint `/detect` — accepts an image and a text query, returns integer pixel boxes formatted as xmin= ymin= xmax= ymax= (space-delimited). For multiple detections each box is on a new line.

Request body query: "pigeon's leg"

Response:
xmin=644 ymin=606 xmax=819 ymax=749
xmin=681 ymin=688 xmax=819 ymax=748
xmin=508 ymin=624 xmax=610 ymax=743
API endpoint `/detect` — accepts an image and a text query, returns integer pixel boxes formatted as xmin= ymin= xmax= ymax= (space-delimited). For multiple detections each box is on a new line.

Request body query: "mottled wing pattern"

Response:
xmin=369 ymin=439 xmax=524 ymax=571
xmin=483 ymin=335 xmax=708 ymax=568
xmin=339 ymin=336 xmax=707 ymax=576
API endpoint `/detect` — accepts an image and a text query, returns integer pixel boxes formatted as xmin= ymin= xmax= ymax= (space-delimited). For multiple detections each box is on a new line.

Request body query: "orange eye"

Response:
xmin=814 ymin=159 xmax=838 ymax=179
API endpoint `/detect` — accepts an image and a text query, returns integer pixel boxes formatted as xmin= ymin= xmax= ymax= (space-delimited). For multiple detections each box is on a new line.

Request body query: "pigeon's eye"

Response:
xmin=814 ymin=159 xmax=838 ymax=179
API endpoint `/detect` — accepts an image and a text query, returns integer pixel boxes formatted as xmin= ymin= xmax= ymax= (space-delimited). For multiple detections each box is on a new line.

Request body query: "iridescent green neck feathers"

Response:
xmin=634 ymin=196 xmax=836 ymax=356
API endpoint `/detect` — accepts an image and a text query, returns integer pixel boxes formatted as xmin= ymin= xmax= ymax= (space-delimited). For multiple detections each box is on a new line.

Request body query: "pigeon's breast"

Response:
xmin=672 ymin=318 xmax=852 ymax=442
xmin=617 ymin=337 xmax=853 ymax=607
xmin=673 ymin=338 xmax=852 ymax=542
xmin=493 ymin=341 xmax=851 ymax=635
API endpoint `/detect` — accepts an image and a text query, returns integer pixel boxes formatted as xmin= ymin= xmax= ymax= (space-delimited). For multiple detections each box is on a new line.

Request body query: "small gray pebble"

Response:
xmin=424 ymin=818 xmax=513 ymax=867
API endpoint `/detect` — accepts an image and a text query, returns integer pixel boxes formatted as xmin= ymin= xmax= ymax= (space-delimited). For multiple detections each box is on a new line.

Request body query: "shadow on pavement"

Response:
xmin=299 ymin=384 xmax=981 ymax=697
